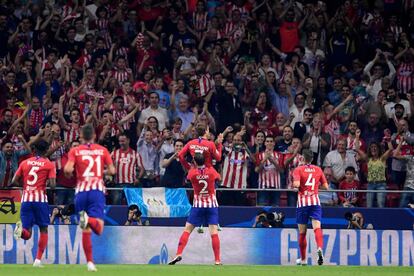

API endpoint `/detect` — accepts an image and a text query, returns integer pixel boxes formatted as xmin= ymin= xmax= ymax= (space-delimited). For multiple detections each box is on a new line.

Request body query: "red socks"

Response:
xmin=82 ymin=232 xmax=93 ymax=263
xmin=298 ymin=233 xmax=307 ymax=261
xmin=88 ymin=217 xmax=103 ymax=235
xmin=36 ymin=232 xmax=48 ymax=260
xmin=21 ymin=228 xmax=31 ymax=240
xmin=314 ymin=228 xmax=323 ymax=249
xmin=176 ymin=231 xmax=190 ymax=255
xmin=211 ymin=234 xmax=221 ymax=263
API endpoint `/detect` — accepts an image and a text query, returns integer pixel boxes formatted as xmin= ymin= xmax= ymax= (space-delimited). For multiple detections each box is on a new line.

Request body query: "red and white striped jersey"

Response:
xmin=256 ymin=151 xmax=282 ymax=189
xmin=285 ymin=153 xmax=305 ymax=189
xmin=193 ymin=12 xmax=208 ymax=32
xmin=111 ymin=69 xmax=132 ymax=84
xmin=15 ymin=156 xmax=56 ymax=203
xmin=111 ymin=148 xmax=143 ymax=184
xmin=68 ymin=143 xmax=113 ymax=194
xmin=113 ymin=109 xmax=130 ymax=130
xmin=49 ymin=139 xmax=65 ymax=170
xmin=397 ymin=62 xmax=414 ymax=95
xmin=293 ymin=164 xmax=328 ymax=207
xmin=198 ymin=74 xmax=214 ymax=97
xmin=222 ymin=149 xmax=249 ymax=189
xmin=63 ymin=123 xmax=81 ymax=144
xmin=223 ymin=21 xmax=245 ymax=41
xmin=187 ymin=166 xmax=220 ymax=208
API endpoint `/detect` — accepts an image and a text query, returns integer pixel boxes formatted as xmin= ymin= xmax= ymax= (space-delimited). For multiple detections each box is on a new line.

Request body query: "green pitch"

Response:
xmin=0 ymin=265 xmax=411 ymax=276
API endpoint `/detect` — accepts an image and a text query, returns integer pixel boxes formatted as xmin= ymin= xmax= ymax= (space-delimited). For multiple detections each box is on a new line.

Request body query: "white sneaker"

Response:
xmin=14 ymin=221 xmax=22 ymax=240
xmin=296 ymin=258 xmax=307 ymax=266
xmin=79 ymin=211 xmax=89 ymax=230
xmin=33 ymin=259 xmax=44 ymax=268
xmin=87 ymin=261 xmax=97 ymax=272
xmin=317 ymin=247 xmax=324 ymax=265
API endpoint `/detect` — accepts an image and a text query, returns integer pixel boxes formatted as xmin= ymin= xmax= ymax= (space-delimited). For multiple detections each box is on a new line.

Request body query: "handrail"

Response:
xmin=0 ymin=187 xmax=413 ymax=193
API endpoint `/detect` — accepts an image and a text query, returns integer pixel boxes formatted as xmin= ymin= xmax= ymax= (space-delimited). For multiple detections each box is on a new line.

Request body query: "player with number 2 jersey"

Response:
xmin=169 ymin=153 xmax=222 ymax=265
xmin=292 ymin=149 xmax=329 ymax=266
xmin=64 ymin=124 xmax=115 ymax=272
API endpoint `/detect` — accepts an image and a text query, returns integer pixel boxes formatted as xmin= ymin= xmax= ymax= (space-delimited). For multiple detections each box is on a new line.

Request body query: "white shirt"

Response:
xmin=384 ymin=99 xmax=411 ymax=118
xmin=138 ymin=106 xmax=169 ymax=130
xmin=323 ymin=150 xmax=359 ymax=182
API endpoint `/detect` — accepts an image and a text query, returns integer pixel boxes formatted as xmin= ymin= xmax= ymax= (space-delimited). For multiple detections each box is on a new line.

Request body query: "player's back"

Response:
xmin=68 ymin=143 xmax=112 ymax=193
xmin=294 ymin=164 xmax=327 ymax=207
xmin=18 ymin=156 xmax=56 ymax=202
xmin=188 ymin=166 xmax=220 ymax=208
xmin=184 ymin=138 xmax=220 ymax=167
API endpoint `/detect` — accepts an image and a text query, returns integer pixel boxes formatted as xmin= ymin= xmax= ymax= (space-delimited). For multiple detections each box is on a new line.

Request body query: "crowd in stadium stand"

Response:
xmin=1 ymin=0 xmax=414 ymax=208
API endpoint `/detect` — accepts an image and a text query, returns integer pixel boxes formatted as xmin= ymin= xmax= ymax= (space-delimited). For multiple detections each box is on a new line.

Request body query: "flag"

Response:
xmin=124 ymin=188 xmax=191 ymax=217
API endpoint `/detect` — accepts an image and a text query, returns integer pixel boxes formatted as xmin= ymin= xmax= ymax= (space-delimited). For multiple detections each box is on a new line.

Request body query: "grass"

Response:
xmin=0 ymin=265 xmax=412 ymax=276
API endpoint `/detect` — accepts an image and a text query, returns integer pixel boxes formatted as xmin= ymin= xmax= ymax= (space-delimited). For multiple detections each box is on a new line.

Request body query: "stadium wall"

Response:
xmin=0 ymin=225 xmax=413 ymax=266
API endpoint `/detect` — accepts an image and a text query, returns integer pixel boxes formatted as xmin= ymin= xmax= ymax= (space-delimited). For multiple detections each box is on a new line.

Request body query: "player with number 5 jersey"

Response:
xmin=169 ymin=153 xmax=222 ymax=265
xmin=64 ymin=124 xmax=115 ymax=272
xmin=12 ymin=140 xmax=56 ymax=268
xmin=292 ymin=149 xmax=329 ymax=266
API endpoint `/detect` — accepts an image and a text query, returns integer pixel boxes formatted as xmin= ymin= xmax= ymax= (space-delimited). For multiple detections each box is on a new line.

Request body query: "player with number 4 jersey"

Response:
xmin=292 ymin=149 xmax=329 ymax=266
xmin=169 ymin=153 xmax=222 ymax=265
xmin=12 ymin=140 xmax=56 ymax=268
xmin=64 ymin=124 xmax=115 ymax=272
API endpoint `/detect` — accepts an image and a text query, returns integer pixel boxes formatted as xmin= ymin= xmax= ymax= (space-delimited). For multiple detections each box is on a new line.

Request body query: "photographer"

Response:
xmin=125 ymin=205 xmax=143 ymax=226
xmin=344 ymin=211 xmax=364 ymax=229
xmin=50 ymin=204 xmax=75 ymax=225
xmin=253 ymin=210 xmax=285 ymax=228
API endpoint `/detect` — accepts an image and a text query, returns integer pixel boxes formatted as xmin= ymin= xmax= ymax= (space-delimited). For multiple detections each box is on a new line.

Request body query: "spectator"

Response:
xmin=338 ymin=166 xmax=359 ymax=207
xmin=55 ymin=140 xmax=79 ymax=205
xmin=111 ymin=134 xmax=144 ymax=204
xmin=138 ymin=91 xmax=169 ymax=135
xmin=255 ymin=136 xmax=282 ymax=206
xmin=302 ymin=115 xmax=331 ymax=167
xmin=160 ymin=139 xmax=185 ymax=188
xmin=137 ymin=128 xmax=159 ymax=187
xmin=394 ymin=138 xmax=414 ymax=207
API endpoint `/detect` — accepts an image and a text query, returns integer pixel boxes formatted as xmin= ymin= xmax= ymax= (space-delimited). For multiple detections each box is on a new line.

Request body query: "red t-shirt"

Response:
xmin=279 ymin=21 xmax=299 ymax=52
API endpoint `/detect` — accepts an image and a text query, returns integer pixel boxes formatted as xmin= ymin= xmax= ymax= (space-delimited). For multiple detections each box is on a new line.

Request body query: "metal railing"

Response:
xmin=1 ymin=187 xmax=413 ymax=193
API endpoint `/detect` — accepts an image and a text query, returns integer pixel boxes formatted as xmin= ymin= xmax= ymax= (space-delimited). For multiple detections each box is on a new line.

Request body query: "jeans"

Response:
xmin=55 ymin=188 xmax=75 ymax=205
xmin=366 ymin=182 xmax=386 ymax=208
xmin=110 ymin=183 xmax=133 ymax=205
xmin=399 ymin=187 xmax=414 ymax=208
xmin=391 ymin=170 xmax=406 ymax=188
xmin=257 ymin=191 xmax=280 ymax=206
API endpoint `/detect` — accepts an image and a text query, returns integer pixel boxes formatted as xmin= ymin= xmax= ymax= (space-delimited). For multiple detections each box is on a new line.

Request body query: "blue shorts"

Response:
xmin=296 ymin=205 xmax=322 ymax=225
xmin=75 ymin=190 xmax=105 ymax=219
xmin=187 ymin=207 xmax=219 ymax=226
xmin=20 ymin=202 xmax=50 ymax=229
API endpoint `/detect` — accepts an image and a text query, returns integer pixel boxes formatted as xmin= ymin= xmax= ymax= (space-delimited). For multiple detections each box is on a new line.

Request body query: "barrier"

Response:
xmin=0 ymin=225 xmax=413 ymax=266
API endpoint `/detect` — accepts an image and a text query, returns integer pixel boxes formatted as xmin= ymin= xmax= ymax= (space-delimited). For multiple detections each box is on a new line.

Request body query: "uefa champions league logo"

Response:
xmin=148 ymin=243 xmax=169 ymax=264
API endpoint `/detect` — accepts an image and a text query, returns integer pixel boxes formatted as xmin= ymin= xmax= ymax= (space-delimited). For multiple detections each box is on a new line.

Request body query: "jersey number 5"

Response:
xmin=27 ymin=166 xmax=40 ymax=185
xmin=82 ymin=156 xmax=102 ymax=177
xmin=199 ymin=180 xmax=208 ymax=194
xmin=305 ymin=173 xmax=316 ymax=190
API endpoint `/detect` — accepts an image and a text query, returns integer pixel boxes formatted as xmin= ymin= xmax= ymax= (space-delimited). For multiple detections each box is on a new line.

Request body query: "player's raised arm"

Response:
xmin=178 ymin=142 xmax=190 ymax=169
xmin=11 ymin=165 xmax=23 ymax=187
xmin=211 ymin=133 xmax=223 ymax=162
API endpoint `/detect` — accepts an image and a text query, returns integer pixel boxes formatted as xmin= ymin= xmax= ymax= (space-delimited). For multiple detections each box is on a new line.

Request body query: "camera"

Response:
xmin=55 ymin=204 xmax=75 ymax=217
xmin=254 ymin=210 xmax=285 ymax=228
xmin=344 ymin=211 xmax=364 ymax=229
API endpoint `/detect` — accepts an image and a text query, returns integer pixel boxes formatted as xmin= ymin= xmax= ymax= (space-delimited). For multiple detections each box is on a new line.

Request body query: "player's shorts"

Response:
xmin=187 ymin=207 xmax=219 ymax=226
xmin=75 ymin=190 xmax=105 ymax=219
xmin=20 ymin=202 xmax=50 ymax=229
xmin=296 ymin=205 xmax=322 ymax=224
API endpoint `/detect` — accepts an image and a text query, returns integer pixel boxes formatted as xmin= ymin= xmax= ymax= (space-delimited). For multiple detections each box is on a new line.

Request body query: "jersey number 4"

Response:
xmin=82 ymin=156 xmax=102 ymax=177
xmin=305 ymin=173 xmax=316 ymax=190
xmin=27 ymin=166 xmax=40 ymax=185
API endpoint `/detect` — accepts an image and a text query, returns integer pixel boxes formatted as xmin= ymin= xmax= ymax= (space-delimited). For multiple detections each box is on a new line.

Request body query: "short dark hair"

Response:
xmin=174 ymin=139 xmax=184 ymax=146
xmin=33 ymin=140 xmax=49 ymax=156
xmin=345 ymin=166 xmax=356 ymax=174
xmin=81 ymin=124 xmax=95 ymax=141
xmin=302 ymin=149 xmax=313 ymax=163
xmin=194 ymin=152 xmax=205 ymax=166
xmin=196 ymin=123 xmax=206 ymax=137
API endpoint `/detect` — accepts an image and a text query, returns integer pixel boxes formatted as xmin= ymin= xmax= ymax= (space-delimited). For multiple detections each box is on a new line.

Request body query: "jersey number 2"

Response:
xmin=27 ymin=166 xmax=40 ymax=185
xmin=199 ymin=180 xmax=208 ymax=194
xmin=82 ymin=156 xmax=102 ymax=177
xmin=305 ymin=173 xmax=316 ymax=190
